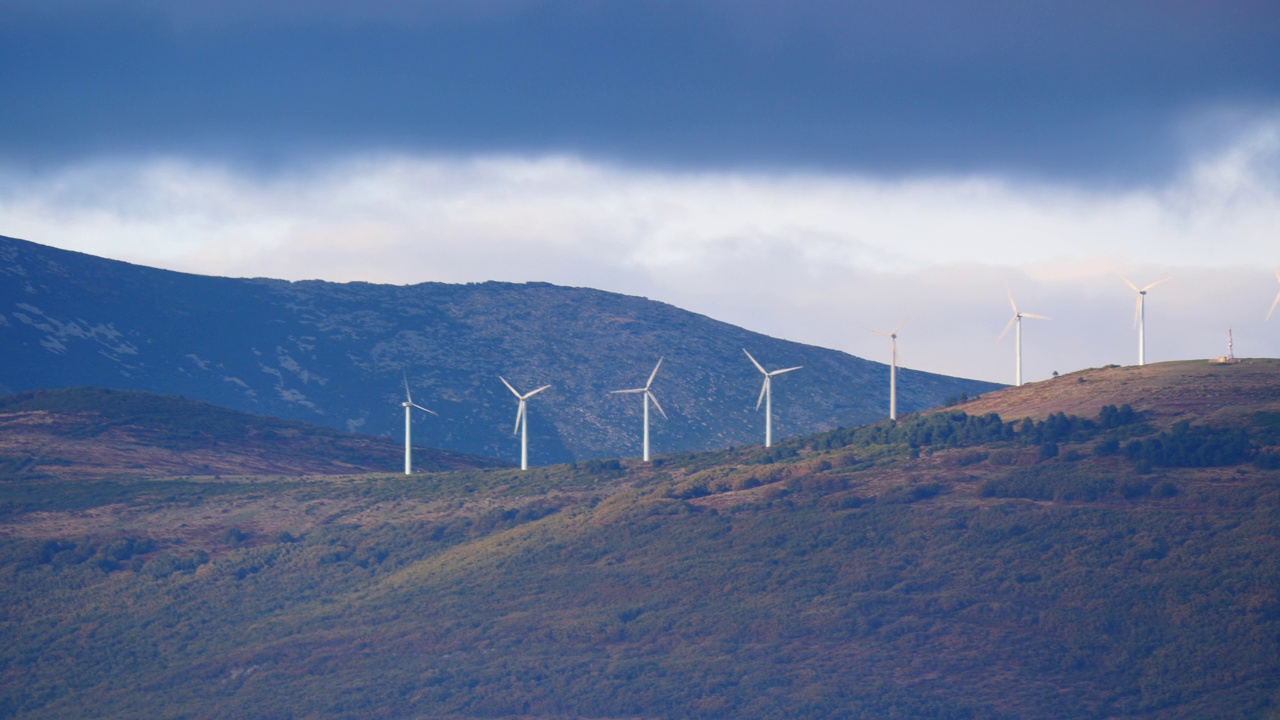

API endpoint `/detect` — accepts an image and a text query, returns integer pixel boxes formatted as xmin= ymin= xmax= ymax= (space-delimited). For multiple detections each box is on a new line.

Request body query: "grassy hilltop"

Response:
xmin=2 ymin=361 xmax=1280 ymax=718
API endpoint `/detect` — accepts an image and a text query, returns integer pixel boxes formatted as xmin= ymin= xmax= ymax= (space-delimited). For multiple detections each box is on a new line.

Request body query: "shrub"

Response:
xmin=980 ymin=466 xmax=1114 ymax=502
xmin=1253 ymin=451 xmax=1280 ymax=470
xmin=1125 ymin=422 xmax=1252 ymax=468
xmin=879 ymin=482 xmax=943 ymax=505
xmin=954 ymin=451 xmax=988 ymax=467
xmin=988 ymin=450 xmax=1018 ymax=467
xmin=1119 ymin=478 xmax=1150 ymax=499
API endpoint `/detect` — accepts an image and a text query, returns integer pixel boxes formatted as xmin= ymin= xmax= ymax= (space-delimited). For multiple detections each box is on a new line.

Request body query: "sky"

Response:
xmin=2 ymin=0 xmax=1279 ymax=384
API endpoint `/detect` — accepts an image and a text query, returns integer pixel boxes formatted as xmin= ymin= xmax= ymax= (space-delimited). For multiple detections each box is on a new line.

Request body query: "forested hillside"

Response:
xmin=2 ymin=361 xmax=1279 ymax=718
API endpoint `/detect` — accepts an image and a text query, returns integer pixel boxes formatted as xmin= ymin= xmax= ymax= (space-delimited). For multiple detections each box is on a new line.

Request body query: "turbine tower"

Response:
xmin=611 ymin=357 xmax=667 ymax=462
xmin=998 ymin=289 xmax=1049 ymax=387
xmin=743 ymin=348 xmax=802 ymax=448
xmin=1267 ymin=269 xmax=1280 ymax=321
xmin=1121 ymin=276 xmax=1170 ymax=366
xmin=868 ymin=319 xmax=909 ymax=421
xmin=401 ymin=375 xmax=437 ymax=475
xmin=500 ymin=376 xmax=551 ymax=471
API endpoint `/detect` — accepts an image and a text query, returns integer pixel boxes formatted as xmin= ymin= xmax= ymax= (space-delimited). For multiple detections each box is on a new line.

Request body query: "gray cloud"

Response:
xmin=3 ymin=1 xmax=1278 ymax=181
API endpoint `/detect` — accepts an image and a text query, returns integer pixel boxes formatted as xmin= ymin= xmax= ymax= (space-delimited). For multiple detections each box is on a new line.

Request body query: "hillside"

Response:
xmin=2 ymin=363 xmax=1279 ymax=717
xmin=0 ymin=387 xmax=505 ymax=479
xmin=0 ymin=235 xmax=999 ymax=464
xmin=947 ymin=358 xmax=1280 ymax=429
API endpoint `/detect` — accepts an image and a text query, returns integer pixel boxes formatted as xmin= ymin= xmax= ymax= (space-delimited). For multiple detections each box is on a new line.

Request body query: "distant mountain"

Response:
xmin=0 ymin=235 xmax=999 ymax=463
xmin=2 ymin=362 xmax=1278 ymax=718
xmin=0 ymin=386 xmax=504 ymax=479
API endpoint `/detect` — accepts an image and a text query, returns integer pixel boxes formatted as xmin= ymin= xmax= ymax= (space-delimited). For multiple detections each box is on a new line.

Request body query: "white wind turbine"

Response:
xmin=1121 ymin=276 xmax=1171 ymax=366
xmin=1267 ymin=270 xmax=1280 ymax=321
xmin=867 ymin=318 xmax=909 ymax=421
xmin=500 ymin=376 xmax=551 ymax=471
xmin=743 ymin=349 xmax=802 ymax=448
xmin=998 ymin=289 xmax=1049 ymax=387
xmin=401 ymin=374 xmax=437 ymax=476
xmin=611 ymin=357 xmax=667 ymax=462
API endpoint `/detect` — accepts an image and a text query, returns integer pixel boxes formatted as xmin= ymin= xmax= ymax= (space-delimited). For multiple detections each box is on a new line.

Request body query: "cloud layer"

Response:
xmin=2 ymin=117 xmax=1279 ymax=384
xmin=5 ymin=2 xmax=1279 ymax=181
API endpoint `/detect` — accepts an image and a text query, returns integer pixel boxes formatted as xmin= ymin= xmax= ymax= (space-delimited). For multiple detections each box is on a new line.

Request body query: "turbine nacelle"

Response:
xmin=867 ymin=317 xmax=909 ymax=341
xmin=610 ymin=357 xmax=667 ymax=418
xmin=403 ymin=375 xmax=438 ymax=415
xmin=997 ymin=289 xmax=1049 ymax=343
xmin=1121 ymin=275 xmax=1171 ymax=327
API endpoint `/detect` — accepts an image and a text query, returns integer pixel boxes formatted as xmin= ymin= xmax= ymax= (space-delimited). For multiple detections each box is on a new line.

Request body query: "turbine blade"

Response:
xmin=524 ymin=384 xmax=551 ymax=399
xmin=1021 ymin=313 xmax=1051 ymax=320
xmin=499 ymin=376 xmax=521 ymax=398
xmin=410 ymin=402 xmax=437 ymax=416
xmin=997 ymin=314 xmax=1017 ymax=342
xmin=743 ymin=348 xmax=767 ymax=375
xmin=1006 ymin=287 xmax=1018 ymax=314
xmin=612 ymin=388 xmax=646 ymax=394
xmin=756 ymin=378 xmax=768 ymax=411
xmin=866 ymin=327 xmax=891 ymax=337
xmin=647 ymin=391 xmax=668 ymax=420
xmin=1120 ymin=274 xmax=1139 ymax=293
xmin=891 ymin=316 xmax=911 ymax=335
xmin=1141 ymin=277 xmax=1171 ymax=292
xmin=402 ymin=372 xmax=412 ymax=404
xmin=645 ymin=357 xmax=663 ymax=389
xmin=1274 ymin=268 xmax=1280 ymax=285
xmin=770 ymin=366 xmax=802 ymax=376
xmin=1268 ymin=290 xmax=1280 ymax=321
xmin=513 ymin=401 xmax=524 ymax=435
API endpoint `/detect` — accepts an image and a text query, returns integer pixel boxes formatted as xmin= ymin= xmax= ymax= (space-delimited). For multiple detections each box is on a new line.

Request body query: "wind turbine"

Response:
xmin=401 ymin=374 xmax=437 ymax=476
xmin=1121 ymin=276 xmax=1170 ymax=366
xmin=998 ymin=289 xmax=1049 ymax=387
xmin=1267 ymin=270 xmax=1280 ymax=321
xmin=611 ymin=358 xmax=667 ymax=462
xmin=743 ymin=349 xmax=802 ymax=448
xmin=867 ymin=318 xmax=909 ymax=421
xmin=500 ymin=376 xmax=551 ymax=471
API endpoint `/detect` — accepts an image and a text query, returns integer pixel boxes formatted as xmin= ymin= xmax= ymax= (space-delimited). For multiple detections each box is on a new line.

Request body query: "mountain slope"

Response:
xmin=0 ymin=387 xmax=505 ymax=479
xmin=947 ymin=358 xmax=1280 ymax=429
xmin=1 ymin=361 xmax=1278 ymax=718
xmin=0 ymin=235 xmax=999 ymax=463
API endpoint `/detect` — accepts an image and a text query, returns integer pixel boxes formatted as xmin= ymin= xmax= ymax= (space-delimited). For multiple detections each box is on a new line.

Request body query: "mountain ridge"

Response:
xmin=0 ymin=234 xmax=1000 ymax=463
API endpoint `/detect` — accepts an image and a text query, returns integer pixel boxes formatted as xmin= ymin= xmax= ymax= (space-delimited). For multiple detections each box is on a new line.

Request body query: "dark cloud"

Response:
xmin=2 ymin=1 xmax=1278 ymax=181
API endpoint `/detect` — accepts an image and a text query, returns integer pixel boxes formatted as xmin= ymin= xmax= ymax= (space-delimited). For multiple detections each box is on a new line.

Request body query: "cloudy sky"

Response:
xmin=3 ymin=0 xmax=1279 ymax=384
